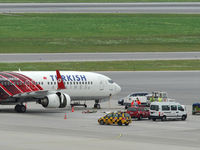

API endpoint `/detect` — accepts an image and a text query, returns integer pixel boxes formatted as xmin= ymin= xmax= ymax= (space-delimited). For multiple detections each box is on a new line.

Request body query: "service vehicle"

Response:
xmin=122 ymin=92 xmax=149 ymax=108
xmin=192 ymin=103 xmax=200 ymax=115
xmin=126 ymin=106 xmax=150 ymax=120
xmin=150 ymin=102 xmax=187 ymax=121
xmin=98 ymin=112 xmax=132 ymax=126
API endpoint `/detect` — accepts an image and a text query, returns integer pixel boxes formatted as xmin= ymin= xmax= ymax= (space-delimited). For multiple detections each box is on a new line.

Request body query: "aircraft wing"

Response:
xmin=12 ymin=90 xmax=51 ymax=99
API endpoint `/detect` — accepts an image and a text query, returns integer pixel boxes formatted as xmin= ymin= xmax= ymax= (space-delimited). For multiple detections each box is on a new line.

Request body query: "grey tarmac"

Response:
xmin=1 ymin=52 xmax=200 ymax=62
xmin=1 ymin=2 xmax=200 ymax=14
xmin=0 ymin=71 xmax=200 ymax=150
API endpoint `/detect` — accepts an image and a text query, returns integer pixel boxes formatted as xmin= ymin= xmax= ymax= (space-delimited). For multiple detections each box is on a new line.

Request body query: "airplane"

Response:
xmin=0 ymin=70 xmax=121 ymax=113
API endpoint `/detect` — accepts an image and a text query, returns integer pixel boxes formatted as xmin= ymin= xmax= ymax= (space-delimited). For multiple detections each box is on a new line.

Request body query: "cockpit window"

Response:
xmin=108 ymin=80 xmax=114 ymax=84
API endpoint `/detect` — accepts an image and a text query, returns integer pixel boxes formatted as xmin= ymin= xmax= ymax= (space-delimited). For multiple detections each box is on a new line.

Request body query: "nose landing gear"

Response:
xmin=94 ymin=100 xmax=101 ymax=109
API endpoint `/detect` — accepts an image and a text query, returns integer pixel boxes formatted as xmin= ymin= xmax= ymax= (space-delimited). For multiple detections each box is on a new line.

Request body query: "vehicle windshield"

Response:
xmin=127 ymin=107 xmax=137 ymax=112
xmin=108 ymin=80 xmax=114 ymax=84
xmin=150 ymin=105 xmax=159 ymax=111
xmin=130 ymin=93 xmax=148 ymax=97
xmin=124 ymin=113 xmax=130 ymax=118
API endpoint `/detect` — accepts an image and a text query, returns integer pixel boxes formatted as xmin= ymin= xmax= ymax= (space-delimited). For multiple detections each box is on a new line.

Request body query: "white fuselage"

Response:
xmin=17 ymin=71 xmax=121 ymax=101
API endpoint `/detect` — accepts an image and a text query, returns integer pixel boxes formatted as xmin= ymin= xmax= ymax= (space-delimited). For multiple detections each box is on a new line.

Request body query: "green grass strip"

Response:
xmin=0 ymin=0 xmax=200 ymax=2
xmin=1 ymin=60 xmax=200 ymax=71
xmin=0 ymin=14 xmax=200 ymax=53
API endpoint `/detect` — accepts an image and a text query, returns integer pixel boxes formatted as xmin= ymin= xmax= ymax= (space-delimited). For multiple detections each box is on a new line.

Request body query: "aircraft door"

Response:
xmin=99 ymin=80 xmax=104 ymax=91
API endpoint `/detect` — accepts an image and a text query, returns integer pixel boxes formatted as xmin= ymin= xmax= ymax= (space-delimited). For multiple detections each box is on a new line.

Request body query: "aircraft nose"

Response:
xmin=116 ymin=84 xmax=121 ymax=93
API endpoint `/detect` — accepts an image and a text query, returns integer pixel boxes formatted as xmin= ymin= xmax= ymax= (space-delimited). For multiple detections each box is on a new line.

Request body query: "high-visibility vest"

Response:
xmin=131 ymin=101 xmax=134 ymax=107
xmin=158 ymin=97 xmax=162 ymax=102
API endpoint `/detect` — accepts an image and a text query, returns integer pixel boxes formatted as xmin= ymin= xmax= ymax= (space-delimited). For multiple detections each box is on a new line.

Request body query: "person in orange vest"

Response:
xmin=136 ymin=97 xmax=141 ymax=106
xmin=131 ymin=100 xmax=134 ymax=107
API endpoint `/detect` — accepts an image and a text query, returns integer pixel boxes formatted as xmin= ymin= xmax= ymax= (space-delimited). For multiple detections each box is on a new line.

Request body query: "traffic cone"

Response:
xmin=64 ymin=112 xmax=67 ymax=120
xmin=72 ymin=106 xmax=74 ymax=112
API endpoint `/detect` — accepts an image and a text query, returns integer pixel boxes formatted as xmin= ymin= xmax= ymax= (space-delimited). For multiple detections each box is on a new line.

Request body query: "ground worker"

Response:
xmin=150 ymin=95 xmax=155 ymax=102
xmin=136 ymin=97 xmax=141 ymax=105
xmin=131 ymin=100 xmax=134 ymax=107
xmin=158 ymin=96 xmax=162 ymax=102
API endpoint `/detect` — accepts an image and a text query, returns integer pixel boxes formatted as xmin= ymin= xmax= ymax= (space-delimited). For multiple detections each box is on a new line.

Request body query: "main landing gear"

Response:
xmin=94 ymin=100 xmax=101 ymax=109
xmin=15 ymin=104 xmax=26 ymax=113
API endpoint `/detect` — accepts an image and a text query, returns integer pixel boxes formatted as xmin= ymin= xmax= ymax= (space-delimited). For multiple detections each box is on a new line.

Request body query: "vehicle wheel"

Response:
xmin=161 ymin=116 xmax=166 ymax=121
xmin=138 ymin=115 xmax=142 ymax=120
xmin=148 ymin=117 xmax=151 ymax=120
xmin=125 ymin=105 xmax=128 ymax=109
xmin=118 ymin=121 xmax=122 ymax=126
xmin=181 ymin=115 xmax=186 ymax=121
xmin=152 ymin=118 xmax=156 ymax=121
xmin=192 ymin=112 xmax=195 ymax=115
xmin=125 ymin=123 xmax=129 ymax=126
xmin=99 ymin=120 xmax=104 ymax=125
xmin=121 ymin=100 xmax=124 ymax=105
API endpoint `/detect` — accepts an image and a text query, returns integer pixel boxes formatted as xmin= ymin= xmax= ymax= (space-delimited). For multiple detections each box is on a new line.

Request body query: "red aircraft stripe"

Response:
xmin=0 ymin=86 xmax=10 ymax=100
xmin=0 ymin=83 xmax=13 ymax=96
xmin=11 ymin=72 xmax=42 ymax=91
xmin=0 ymin=74 xmax=24 ymax=93
xmin=4 ymin=72 xmax=33 ymax=92
xmin=0 ymin=75 xmax=21 ymax=95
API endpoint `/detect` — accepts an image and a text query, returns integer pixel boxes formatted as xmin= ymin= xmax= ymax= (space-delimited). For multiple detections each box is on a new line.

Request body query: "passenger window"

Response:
xmin=171 ymin=105 xmax=177 ymax=111
xmin=150 ymin=105 xmax=159 ymax=111
xmin=162 ymin=105 xmax=170 ymax=111
xmin=178 ymin=105 xmax=184 ymax=111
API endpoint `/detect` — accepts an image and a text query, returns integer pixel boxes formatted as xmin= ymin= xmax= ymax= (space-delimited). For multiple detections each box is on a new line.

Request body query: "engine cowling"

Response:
xmin=40 ymin=93 xmax=71 ymax=108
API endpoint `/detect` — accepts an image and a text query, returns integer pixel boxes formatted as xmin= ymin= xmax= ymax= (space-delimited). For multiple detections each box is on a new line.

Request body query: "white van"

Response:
xmin=150 ymin=102 xmax=187 ymax=121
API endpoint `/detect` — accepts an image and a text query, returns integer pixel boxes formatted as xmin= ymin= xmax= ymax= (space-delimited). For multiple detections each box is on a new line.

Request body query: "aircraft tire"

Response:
xmin=96 ymin=104 xmax=101 ymax=109
xmin=118 ymin=121 xmax=122 ymax=126
xmin=19 ymin=105 xmax=26 ymax=113
xmin=15 ymin=104 xmax=21 ymax=112
xmin=15 ymin=104 xmax=26 ymax=113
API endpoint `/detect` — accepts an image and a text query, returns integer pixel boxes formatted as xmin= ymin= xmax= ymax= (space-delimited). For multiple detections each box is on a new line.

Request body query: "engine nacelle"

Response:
xmin=40 ymin=93 xmax=71 ymax=108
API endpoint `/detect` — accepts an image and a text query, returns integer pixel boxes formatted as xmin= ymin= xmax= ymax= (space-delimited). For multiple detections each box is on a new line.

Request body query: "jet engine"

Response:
xmin=40 ymin=93 xmax=71 ymax=108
